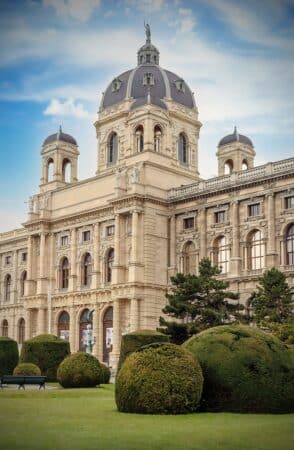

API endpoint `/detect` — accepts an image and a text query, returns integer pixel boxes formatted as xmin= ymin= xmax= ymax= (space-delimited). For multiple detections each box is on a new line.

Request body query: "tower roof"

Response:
xmin=100 ymin=25 xmax=196 ymax=112
xmin=43 ymin=126 xmax=77 ymax=146
xmin=218 ymin=126 xmax=253 ymax=147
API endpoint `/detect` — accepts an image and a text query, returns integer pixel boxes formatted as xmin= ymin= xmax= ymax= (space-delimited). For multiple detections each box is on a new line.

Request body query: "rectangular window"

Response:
xmin=248 ymin=203 xmax=260 ymax=217
xmin=61 ymin=236 xmax=69 ymax=247
xmin=183 ymin=217 xmax=194 ymax=230
xmin=215 ymin=211 xmax=226 ymax=223
xmin=106 ymin=225 xmax=115 ymax=237
xmin=5 ymin=256 xmax=11 ymax=265
xmin=21 ymin=252 xmax=27 ymax=262
xmin=82 ymin=230 xmax=91 ymax=242
xmin=285 ymin=196 xmax=294 ymax=209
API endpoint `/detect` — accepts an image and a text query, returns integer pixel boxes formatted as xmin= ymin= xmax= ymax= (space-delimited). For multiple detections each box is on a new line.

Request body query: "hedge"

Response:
xmin=115 ymin=342 xmax=203 ymax=414
xmin=117 ymin=329 xmax=169 ymax=372
xmin=0 ymin=337 xmax=18 ymax=377
xmin=57 ymin=352 xmax=103 ymax=388
xmin=184 ymin=324 xmax=294 ymax=413
xmin=20 ymin=334 xmax=70 ymax=381
xmin=13 ymin=362 xmax=41 ymax=376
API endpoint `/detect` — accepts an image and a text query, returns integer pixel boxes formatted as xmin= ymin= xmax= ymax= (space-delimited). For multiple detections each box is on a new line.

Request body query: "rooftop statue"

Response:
xmin=144 ymin=22 xmax=151 ymax=42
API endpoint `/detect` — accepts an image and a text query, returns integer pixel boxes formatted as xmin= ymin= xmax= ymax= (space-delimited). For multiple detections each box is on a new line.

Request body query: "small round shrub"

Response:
xmin=13 ymin=363 xmax=41 ymax=376
xmin=20 ymin=334 xmax=70 ymax=381
xmin=184 ymin=324 xmax=294 ymax=413
xmin=100 ymin=363 xmax=111 ymax=384
xmin=57 ymin=352 xmax=103 ymax=388
xmin=115 ymin=342 xmax=203 ymax=414
xmin=0 ymin=337 xmax=18 ymax=377
xmin=117 ymin=329 xmax=169 ymax=372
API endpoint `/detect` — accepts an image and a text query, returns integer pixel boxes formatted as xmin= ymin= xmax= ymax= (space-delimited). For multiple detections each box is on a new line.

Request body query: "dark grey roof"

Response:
xmin=130 ymin=95 xmax=167 ymax=111
xmin=43 ymin=127 xmax=77 ymax=146
xmin=101 ymin=64 xmax=195 ymax=112
xmin=218 ymin=127 xmax=253 ymax=147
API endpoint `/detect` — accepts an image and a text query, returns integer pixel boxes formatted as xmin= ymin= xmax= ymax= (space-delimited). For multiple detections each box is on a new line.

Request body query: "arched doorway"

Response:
xmin=79 ymin=308 xmax=93 ymax=351
xmin=18 ymin=318 xmax=25 ymax=344
xmin=103 ymin=307 xmax=113 ymax=364
xmin=58 ymin=311 xmax=70 ymax=341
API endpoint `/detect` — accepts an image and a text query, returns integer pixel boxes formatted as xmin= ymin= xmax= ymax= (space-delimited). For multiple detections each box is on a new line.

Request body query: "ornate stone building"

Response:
xmin=0 ymin=30 xmax=293 ymax=368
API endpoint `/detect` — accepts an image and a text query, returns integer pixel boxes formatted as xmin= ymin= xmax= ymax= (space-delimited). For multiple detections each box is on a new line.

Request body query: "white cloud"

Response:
xmin=177 ymin=8 xmax=196 ymax=34
xmin=43 ymin=98 xmax=90 ymax=118
xmin=43 ymin=0 xmax=101 ymax=22
xmin=126 ymin=0 xmax=164 ymax=13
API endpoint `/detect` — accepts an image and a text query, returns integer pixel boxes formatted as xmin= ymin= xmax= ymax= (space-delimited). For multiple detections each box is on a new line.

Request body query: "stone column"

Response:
xmin=130 ymin=298 xmax=139 ymax=331
xmin=92 ymin=306 xmax=99 ymax=358
xmin=129 ymin=210 xmax=143 ymax=282
xmin=266 ymin=193 xmax=277 ymax=266
xmin=25 ymin=235 xmax=35 ymax=296
xmin=37 ymin=233 xmax=47 ymax=294
xmin=69 ymin=306 xmax=77 ymax=353
xmin=69 ymin=228 xmax=77 ymax=291
xmin=12 ymin=251 xmax=18 ymax=304
xmin=24 ymin=309 xmax=31 ymax=340
xmin=169 ymin=215 xmax=177 ymax=277
xmin=199 ymin=207 xmax=207 ymax=261
xmin=110 ymin=300 xmax=120 ymax=369
xmin=92 ymin=223 xmax=101 ymax=288
xmin=230 ymin=201 xmax=241 ymax=276
xmin=37 ymin=308 xmax=46 ymax=335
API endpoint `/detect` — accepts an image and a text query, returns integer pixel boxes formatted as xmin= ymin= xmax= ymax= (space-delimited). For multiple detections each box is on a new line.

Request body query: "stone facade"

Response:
xmin=0 ymin=33 xmax=293 ymax=369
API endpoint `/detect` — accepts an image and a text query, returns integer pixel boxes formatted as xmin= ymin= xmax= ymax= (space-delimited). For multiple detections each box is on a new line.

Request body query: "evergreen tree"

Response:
xmin=250 ymin=268 xmax=293 ymax=324
xmin=159 ymin=258 xmax=242 ymax=344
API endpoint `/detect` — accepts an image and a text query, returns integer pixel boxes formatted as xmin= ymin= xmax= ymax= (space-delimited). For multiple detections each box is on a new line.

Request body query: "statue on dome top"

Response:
xmin=144 ymin=22 xmax=151 ymax=42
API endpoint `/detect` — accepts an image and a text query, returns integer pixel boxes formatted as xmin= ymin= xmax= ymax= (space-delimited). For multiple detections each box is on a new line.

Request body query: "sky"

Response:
xmin=0 ymin=0 xmax=293 ymax=232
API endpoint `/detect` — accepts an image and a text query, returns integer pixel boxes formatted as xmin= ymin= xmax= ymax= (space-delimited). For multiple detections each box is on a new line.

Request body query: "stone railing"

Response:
xmin=168 ymin=157 xmax=294 ymax=200
xmin=0 ymin=227 xmax=27 ymax=243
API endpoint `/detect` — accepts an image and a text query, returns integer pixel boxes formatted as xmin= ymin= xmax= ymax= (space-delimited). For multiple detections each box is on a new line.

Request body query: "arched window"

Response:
xmin=178 ymin=133 xmax=188 ymax=164
xmin=47 ymin=158 xmax=54 ymax=182
xmin=214 ymin=236 xmax=230 ymax=273
xmin=224 ymin=159 xmax=233 ymax=175
xmin=103 ymin=307 xmax=113 ymax=363
xmin=20 ymin=270 xmax=27 ymax=297
xmin=106 ymin=248 xmax=114 ymax=283
xmin=286 ymin=224 xmax=294 ymax=265
xmin=60 ymin=257 xmax=69 ymax=289
xmin=108 ymin=132 xmax=118 ymax=164
xmin=81 ymin=253 xmax=91 ymax=287
xmin=154 ymin=125 xmax=162 ymax=152
xmin=4 ymin=274 xmax=11 ymax=302
xmin=58 ymin=311 xmax=70 ymax=341
xmin=2 ymin=319 xmax=8 ymax=337
xmin=62 ymin=158 xmax=71 ymax=183
xmin=242 ymin=159 xmax=248 ymax=170
xmin=135 ymin=125 xmax=144 ymax=152
xmin=182 ymin=241 xmax=196 ymax=274
xmin=18 ymin=318 xmax=25 ymax=344
xmin=79 ymin=308 xmax=92 ymax=351
xmin=248 ymin=230 xmax=264 ymax=270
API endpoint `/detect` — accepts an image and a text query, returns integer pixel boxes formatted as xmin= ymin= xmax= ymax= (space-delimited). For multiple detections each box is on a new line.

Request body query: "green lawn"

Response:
xmin=0 ymin=384 xmax=293 ymax=450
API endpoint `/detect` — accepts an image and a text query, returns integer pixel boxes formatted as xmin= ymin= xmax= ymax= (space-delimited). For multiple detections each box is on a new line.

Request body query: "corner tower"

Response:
xmin=40 ymin=126 xmax=79 ymax=193
xmin=216 ymin=127 xmax=255 ymax=176
xmin=94 ymin=26 xmax=202 ymax=190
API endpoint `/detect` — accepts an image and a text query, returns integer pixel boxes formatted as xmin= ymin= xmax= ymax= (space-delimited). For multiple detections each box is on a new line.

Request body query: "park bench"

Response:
xmin=0 ymin=375 xmax=46 ymax=390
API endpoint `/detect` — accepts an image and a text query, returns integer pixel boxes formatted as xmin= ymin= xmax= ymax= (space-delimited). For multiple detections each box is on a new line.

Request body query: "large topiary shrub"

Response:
xmin=100 ymin=363 xmax=111 ymax=384
xmin=0 ymin=337 xmax=18 ymax=377
xmin=184 ymin=324 xmax=294 ymax=413
xmin=57 ymin=352 xmax=103 ymax=388
xmin=20 ymin=334 xmax=70 ymax=381
xmin=115 ymin=342 xmax=203 ymax=414
xmin=13 ymin=362 xmax=41 ymax=376
xmin=117 ymin=329 xmax=169 ymax=372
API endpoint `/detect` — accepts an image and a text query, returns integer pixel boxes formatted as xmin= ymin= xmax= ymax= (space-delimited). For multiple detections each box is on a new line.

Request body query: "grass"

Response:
xmin=0 ymin=384 xmax=293 ymax=450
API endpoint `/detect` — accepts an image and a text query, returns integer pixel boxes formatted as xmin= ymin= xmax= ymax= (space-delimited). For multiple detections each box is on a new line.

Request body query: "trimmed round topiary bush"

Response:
xmin=115 ymin=342 xmax=203 ymax=414
xmin=184 ymin=324 xmax=294 ymax=413
xmin=117 ymin=329 xmax=169 ymax=372
xmin=0 ymin=337 xmax=18 ymax=377
xmin=20 ymin=334 xmax=70 ymax=381
xmin=13 ymin=362 xmax=41 ymax=376
xmin=100 ymin=363 xmax=111 ymax=384
xmin=57 ymin=352 xmax=103 ymax=388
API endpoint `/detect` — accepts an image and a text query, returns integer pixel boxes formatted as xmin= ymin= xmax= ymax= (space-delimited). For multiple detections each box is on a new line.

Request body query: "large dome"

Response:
xmin=100 ymin=29 xmax=196 ymax=112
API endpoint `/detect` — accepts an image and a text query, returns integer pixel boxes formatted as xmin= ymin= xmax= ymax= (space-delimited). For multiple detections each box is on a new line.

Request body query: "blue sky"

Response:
xmin=0 ymin=0 xmax=294 ymax=232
